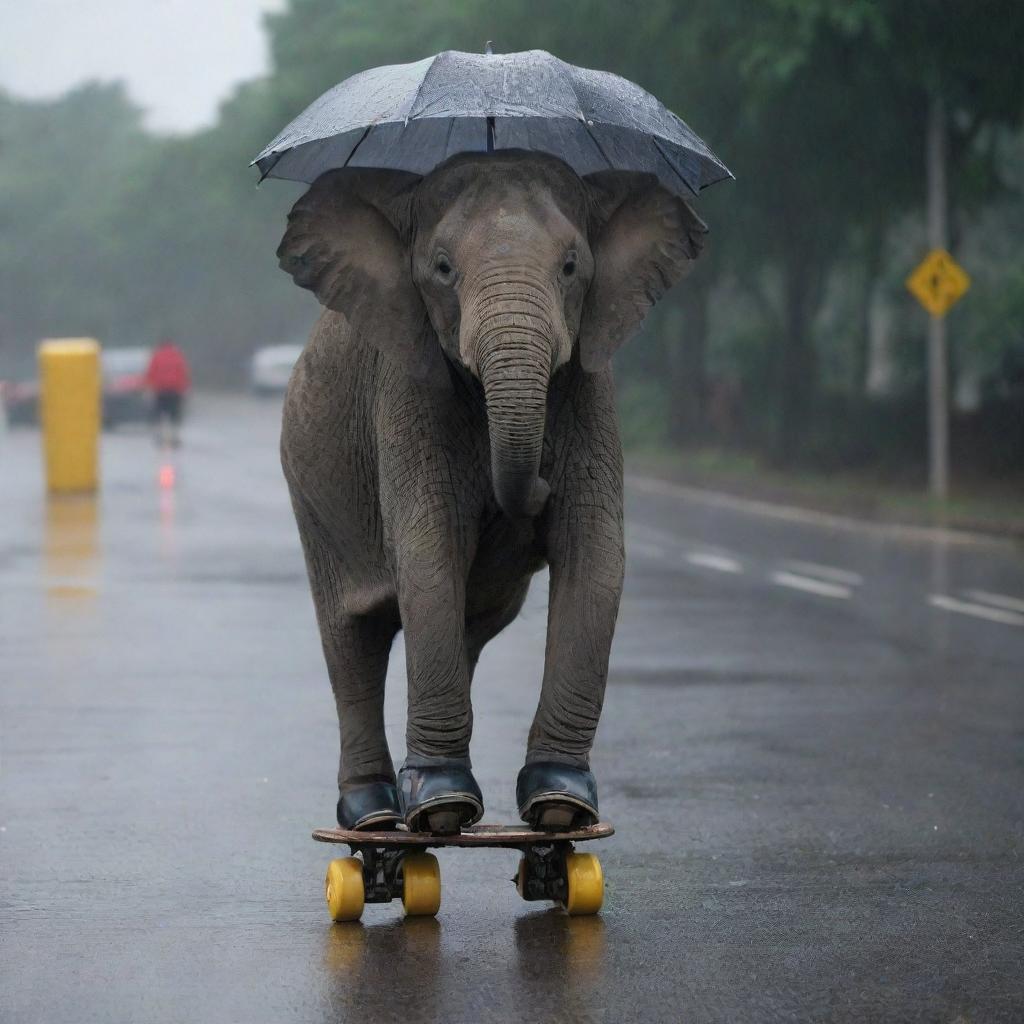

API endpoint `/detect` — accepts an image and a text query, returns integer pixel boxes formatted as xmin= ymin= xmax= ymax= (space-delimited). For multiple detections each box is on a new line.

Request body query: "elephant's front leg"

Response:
xmin=391 ymin=495 xmax=485 ymax=833
xmin=520 ymin=404 xmax=625 ymax=828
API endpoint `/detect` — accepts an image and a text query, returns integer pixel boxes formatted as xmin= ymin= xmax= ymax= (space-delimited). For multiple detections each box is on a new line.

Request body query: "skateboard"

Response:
xmin=313 ymin=822 xmax=614 ymax=921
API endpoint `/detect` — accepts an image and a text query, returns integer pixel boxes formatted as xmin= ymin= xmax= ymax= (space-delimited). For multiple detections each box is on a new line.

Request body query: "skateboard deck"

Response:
xmin=314 ymin=822 xmax=613 ymax=921
xmin=313 ymin=821 xmax=614 ymax=848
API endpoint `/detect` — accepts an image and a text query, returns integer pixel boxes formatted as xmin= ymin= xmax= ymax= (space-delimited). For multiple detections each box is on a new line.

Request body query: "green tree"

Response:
xmin=0 ymin=84 xmax=157 ymax=351
xmin=712 ymin=0 xmax=1024 ymax=461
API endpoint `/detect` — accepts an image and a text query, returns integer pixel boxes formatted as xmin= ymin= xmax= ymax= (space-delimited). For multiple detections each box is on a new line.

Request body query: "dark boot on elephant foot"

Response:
xmin=337 ymin=777 xmax=402 ymax=830
xmin=398 ymin=758 xmax=484 ymax=834
xmin=516 ymin=761 xmax=599 ymax=830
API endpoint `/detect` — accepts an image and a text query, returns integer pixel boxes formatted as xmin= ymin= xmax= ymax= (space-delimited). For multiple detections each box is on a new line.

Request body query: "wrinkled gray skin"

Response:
xmin=278 ymin=151 xmax=705 ymax=796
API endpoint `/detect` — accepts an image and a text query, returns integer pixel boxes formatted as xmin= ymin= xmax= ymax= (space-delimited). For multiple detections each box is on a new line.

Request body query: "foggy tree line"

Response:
xmin=2 ymin=0 xmax=1022 ymax=472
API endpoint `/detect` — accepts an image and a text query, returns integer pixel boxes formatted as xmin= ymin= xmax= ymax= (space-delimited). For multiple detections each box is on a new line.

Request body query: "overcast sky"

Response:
xmin=1 ymin=0 xmax=285 ymax=133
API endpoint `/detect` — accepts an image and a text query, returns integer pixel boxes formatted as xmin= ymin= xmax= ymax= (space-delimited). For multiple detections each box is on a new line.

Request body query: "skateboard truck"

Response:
xmin=354 ymin=839 xmax=575 ymax=906
xmin=513 ymin=842 xmax=570 ymax=903
xmin=350 ymin=844 xmax=406 ymax=904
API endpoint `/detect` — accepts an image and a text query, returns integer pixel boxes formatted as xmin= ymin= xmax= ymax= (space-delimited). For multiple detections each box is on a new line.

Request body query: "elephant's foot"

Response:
xmin=337 ymin=777 xmax=402 ymax=830
xmin=516 ymin=761 xmax=599 ymax=831
xmin=398 ymin=760 xmax=484 ymax=835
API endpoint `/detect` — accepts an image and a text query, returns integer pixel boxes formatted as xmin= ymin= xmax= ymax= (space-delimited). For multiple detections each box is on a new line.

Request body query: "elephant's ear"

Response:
xmin=579 ymin=172 xmax=707 ymax=373
xmin=278 ymin=168 xmax=446 ymax=385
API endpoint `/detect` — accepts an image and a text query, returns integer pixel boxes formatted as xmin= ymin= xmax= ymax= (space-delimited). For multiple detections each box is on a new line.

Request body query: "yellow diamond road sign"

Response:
xmin=906 ymin=248 xmax=970 ymax=317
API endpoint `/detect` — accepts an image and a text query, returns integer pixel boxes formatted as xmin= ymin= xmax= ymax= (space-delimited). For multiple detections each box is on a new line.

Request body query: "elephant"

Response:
xmin=277 ymin=150 xmax=706 ymax=833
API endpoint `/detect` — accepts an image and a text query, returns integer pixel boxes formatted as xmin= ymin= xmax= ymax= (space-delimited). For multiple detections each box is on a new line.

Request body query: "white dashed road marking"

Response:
xmin=928 ymin=594 xmax=1024 ymax=627
xmin=780 ymin=560 xmax=863 ymax=587
xmin=963 ymin=589 xmax=1024 ymax=615
xmin=630 ymin=502 xmax=1024 ymax=624
xmin=686 ymin=552 xmax=743 ymax=574
xmin=769 ymin=571 xmax=852 ymax=600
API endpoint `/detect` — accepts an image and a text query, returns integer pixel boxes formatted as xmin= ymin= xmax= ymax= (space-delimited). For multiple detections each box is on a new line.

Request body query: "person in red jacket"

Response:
xmin=145 ymin=339 xmax=191 ymax=447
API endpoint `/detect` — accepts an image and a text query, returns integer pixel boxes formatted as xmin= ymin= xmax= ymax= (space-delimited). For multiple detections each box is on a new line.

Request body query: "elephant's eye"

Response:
xmin=562 ymin=254 xmax=577 ymax=278
xmin=436 ymin=256 xmax=453 ymax=279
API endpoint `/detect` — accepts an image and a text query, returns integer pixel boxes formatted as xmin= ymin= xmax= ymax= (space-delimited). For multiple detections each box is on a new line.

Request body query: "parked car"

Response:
xmin=102 ymin=347 xmax=151 ymax=427
xmin=2 ymin=378 xmax=40 ymax=427
xmin=250 ymin=344 xmax=302 ymax=395
xmin=1 ymin=351 xmax=40 ymax=426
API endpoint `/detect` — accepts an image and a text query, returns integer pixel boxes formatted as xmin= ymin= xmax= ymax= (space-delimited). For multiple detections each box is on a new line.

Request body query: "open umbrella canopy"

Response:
xmin=253 ymin=49 xmax=732 ymax=198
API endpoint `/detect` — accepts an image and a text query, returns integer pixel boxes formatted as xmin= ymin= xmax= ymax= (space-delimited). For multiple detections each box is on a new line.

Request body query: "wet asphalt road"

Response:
xmin=3 ymin=395 xmax=1024 ymax=1023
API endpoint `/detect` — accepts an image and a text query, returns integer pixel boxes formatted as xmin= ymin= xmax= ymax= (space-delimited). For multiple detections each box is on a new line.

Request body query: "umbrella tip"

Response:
xmin=484 ymin=40 xmax=493 ymax=55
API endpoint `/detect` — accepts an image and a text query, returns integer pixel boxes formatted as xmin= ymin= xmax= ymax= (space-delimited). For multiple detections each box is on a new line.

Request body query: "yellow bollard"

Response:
xmin=39 ymin=338 xmax=101 ymax=493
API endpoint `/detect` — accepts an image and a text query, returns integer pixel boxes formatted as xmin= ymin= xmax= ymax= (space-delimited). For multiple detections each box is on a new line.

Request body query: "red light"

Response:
xmin=159 ymin=464 xmax=176 ymax=489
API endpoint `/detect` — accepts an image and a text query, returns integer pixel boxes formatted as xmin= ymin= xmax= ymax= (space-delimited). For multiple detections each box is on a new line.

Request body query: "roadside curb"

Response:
xmin=626 ymin=474 xmax=1023 ymax=549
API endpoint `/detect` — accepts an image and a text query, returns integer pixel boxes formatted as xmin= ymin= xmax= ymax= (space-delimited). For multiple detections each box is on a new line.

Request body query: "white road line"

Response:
xmin=928 ymin=594 xmax=1024 ymax=627
xmin=778 ymin=561 xmax=860 ymax=585
xmin=963 ymin=589 xmax=1024 ymax=615
xmin=781 ymin=560 xmax=864 ymax=587
xmin=770 ymin=571 xmax=852 ymax=600
xmin=686 ymin=551 xmax=743 ymax=574
xmin=626 ymin=474 xmax=1012 ymax=548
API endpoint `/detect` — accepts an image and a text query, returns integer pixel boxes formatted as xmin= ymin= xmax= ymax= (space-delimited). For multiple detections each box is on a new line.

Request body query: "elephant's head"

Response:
xmin=277 ymin=151 xmax=706 ymax=518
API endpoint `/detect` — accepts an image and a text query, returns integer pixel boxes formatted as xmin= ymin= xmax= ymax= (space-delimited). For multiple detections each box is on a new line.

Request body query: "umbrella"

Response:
xmin=253 ymin=48 xmax=731 ymax=198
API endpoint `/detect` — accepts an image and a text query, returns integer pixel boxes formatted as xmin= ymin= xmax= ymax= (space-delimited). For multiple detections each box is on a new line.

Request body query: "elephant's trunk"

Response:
xmin=476 ymin=318 xmax=553 ymax=520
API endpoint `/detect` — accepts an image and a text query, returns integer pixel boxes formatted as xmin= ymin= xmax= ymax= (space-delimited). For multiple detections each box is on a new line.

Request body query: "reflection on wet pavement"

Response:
xmin=515 ymin=910 xmax=607 ymax=980
xmin=158 ymin=458 xmax=178 ymax=560
xmin=315 ymin=911 xmax=608 ymax=1023
xmin=321 ymin=918 xmax=442 ymax=1017
xmin=44 ymin=494 xmax=99 ymax=602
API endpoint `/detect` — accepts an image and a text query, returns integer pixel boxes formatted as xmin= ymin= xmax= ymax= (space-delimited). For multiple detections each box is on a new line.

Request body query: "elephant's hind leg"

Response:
xmin=296 ymin=517 xmax=400 ymax=827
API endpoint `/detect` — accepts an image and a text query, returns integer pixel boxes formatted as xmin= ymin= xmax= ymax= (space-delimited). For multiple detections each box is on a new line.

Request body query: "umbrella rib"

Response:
xmin=255 ymin=152 xmax=280 ymax=183
xmin=564 ymin=68 xmax=610 ymax=169
xmin=404 ymin=53 xmax=443 ymax=124
xmin=651 ymin=136 xmax=700 ymax=197
xmin=343 ymin=125 xmax=373 ymax=168
xmin=582 ymin=121 xmax=614 ymax=173
xmin=561 ymin=60 xmax=587 ymax=124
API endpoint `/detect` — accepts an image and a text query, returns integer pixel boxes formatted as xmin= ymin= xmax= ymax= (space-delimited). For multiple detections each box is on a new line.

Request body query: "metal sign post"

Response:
xmin=905 ymin=96 xmax=970 ymax=502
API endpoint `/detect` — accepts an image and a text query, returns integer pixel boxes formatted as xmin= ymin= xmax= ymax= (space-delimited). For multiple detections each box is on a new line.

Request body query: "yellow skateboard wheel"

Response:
xmin=402 ymin=852 xmax=441 ymax=917
xmin=564 ymin=851 xmax=603 ymax=915
xmin=325 ymin=857 xmax=365 ymax=922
